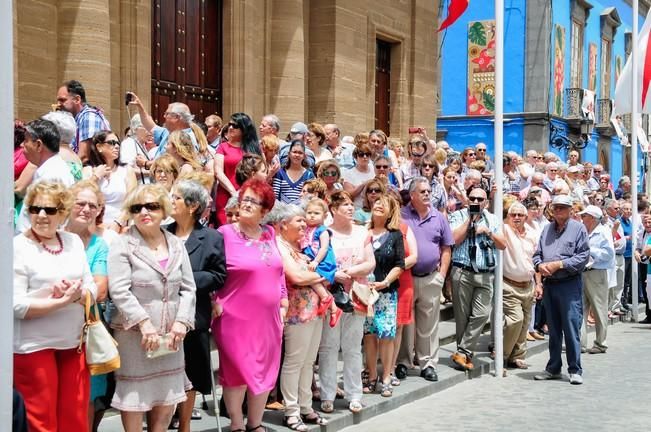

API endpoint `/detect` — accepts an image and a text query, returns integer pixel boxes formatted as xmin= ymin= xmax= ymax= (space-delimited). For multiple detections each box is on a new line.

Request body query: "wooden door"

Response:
xmin=375 ymin=40 xmax=391 ymax=134
xmin=151 ymin=0 xmax=222 ymax=123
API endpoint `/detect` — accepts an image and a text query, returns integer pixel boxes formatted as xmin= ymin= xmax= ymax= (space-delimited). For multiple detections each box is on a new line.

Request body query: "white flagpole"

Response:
xmin=0 ymin=0 xmax=14 ymax=427
xmin=632 ymin=0 xmax=639 ymax=322
xmin=493 ymin=0 xmax=505 ymax=378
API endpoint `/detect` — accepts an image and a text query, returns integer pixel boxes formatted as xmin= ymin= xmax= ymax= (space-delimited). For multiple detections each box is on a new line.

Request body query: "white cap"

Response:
xmin=578 ymin=205 xmax=603 ymax=219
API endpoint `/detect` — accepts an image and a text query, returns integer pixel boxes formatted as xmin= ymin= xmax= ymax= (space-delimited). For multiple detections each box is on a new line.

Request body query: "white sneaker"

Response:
xmin=569 ymin=373 xmax=583 ymax=385
xmin=534 ymin=370 xmax=562 ymax=380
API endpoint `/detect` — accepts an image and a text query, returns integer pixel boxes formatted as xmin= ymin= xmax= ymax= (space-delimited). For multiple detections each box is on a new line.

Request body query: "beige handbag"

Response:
xmin=351 ymin=281 xmax=380 ymax=317
xmin=78 ymin=291 xmax=121 ymax=375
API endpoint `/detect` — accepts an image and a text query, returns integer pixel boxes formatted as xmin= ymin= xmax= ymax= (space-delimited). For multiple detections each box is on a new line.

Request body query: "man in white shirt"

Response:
xmin=603 ymin=199 xmax=627 ymax=315
xmin=324 ymin=123 xmax=355 ymax=169
xmin=16 ymin=119 xmax=75 ymax=233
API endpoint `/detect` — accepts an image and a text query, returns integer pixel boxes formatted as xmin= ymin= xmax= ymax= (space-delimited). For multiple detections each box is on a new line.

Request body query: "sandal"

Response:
xmin=283 ymin=416 xmax=308 ymax=432
xmin=349 ymin=399 xmax=363 ymax=413
xmin=390 ymin=373 xmax=400 ymax=387
xmin=301 ymin=411 xmax=329 ymax=426
xmin=380 ymin=381 xmax=393 ymax=397
xmin=320 ymin=400 xmax=334 ymax=413
xmin=335 ymin=386 xmax=345 ymax=399
xmin=506 ymin=359 xmax=529 ymax=369
xmin=363 ymin=376 xmax=378 ymax=394
xmin=246 ymin=426 xmax=267 ymax=432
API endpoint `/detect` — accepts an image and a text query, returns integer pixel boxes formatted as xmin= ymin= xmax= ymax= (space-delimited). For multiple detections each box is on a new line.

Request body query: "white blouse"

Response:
xmin=13 ymin=231 xmax=97 ymax=354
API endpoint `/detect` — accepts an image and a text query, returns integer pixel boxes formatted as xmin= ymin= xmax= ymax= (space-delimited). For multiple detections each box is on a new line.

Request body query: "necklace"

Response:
xmin=31 ymin=229 xmax=64 ymax=255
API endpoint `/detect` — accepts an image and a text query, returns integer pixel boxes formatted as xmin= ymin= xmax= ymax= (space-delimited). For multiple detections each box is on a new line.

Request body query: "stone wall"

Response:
xmin=15 ymin=0 xmax=438 ymax=144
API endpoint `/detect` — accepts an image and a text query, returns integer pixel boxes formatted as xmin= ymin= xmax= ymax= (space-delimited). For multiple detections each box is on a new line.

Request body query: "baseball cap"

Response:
xmin=290 ymin=122 xmax=308 ymax=135
xmin=578 ymin=205 xmax=603 ymax=219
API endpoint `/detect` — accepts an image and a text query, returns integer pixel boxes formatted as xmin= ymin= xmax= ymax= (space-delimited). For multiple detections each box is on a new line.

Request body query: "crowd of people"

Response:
xmin=12 ymin=79 xmax=651 ymax=432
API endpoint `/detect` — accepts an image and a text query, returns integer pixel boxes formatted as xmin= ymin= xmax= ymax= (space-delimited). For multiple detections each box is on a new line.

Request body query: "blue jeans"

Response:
xmin=542 ymin=276 xmax=583 ymax=375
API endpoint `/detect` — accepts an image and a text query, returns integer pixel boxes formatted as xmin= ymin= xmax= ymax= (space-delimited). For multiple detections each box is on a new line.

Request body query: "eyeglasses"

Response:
xmin=367 ymin=188 xmax=382 ymax=194
xmin=477 ymin=148 xmax=486 ymax=152
xmin=303 ymin=188 xmax=315 ymax=194
xmin=533 ymin=156 xmax=543 ymax=160
xmin=228 ymin=122 xmax=242 ymax=129
xmin=469 ymin=196 xmax=486 ymax=203
xmin=375 ymin=165 xmax=389 ymax=169
xmin=240 ymin=196 xmax=263 ymax=207
xmin=129 ymin=202 xmax=162 ymax=213
xmin=422 ymin=163 xmax=436 ymax=168
xmin=548 ymin=169 xmax=558 ymax=173
xmin=509 ymin=213 xmax=526 ymax=217
xmin=28 ymin=205 xmax=61 ymax=215
xmin=411 ymin=151 xmax=426 ymax=158
xmin=74 ymin=201 xmax=99 ymax=211
xmin=322 ymin=170 xmax=338 ymax=177
xmin=102 ymin=140 xmax=120 ymax=147
xmin=357 ymin=152 xmax=371 ymax=158
xmin=466 ymin=153 xmax=476 ymax=157
xmin=163 ymin=112 xmax=180 ymax=118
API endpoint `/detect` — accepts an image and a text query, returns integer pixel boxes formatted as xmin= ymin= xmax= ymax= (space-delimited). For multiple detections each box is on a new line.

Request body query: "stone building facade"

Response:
xmin=14 ymin=0 xmax=439 ymax=141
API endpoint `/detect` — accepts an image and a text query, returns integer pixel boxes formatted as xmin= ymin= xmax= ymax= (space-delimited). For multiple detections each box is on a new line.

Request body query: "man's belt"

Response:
xmin=412 ymin=269 xmax=436 ymax=278
xmin=453 ymin=263 xmax=492 ymax=274
xmin=503 ymin=277 xmax=531 ymax=289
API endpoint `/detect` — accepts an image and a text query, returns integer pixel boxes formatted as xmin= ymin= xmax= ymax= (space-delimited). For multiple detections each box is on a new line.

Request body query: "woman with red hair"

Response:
xmin=212 ymin=179 xmax=288 ymax=432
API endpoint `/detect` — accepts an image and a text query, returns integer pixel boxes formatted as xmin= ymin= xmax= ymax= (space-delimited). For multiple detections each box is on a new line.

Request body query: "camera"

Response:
xmin=125 ymin=92 xmax=134 ymax=106
xmin=469 ymin=204 xmax=481 ymax=216
xmin=479 ymin=239 xmax=496 ymax=268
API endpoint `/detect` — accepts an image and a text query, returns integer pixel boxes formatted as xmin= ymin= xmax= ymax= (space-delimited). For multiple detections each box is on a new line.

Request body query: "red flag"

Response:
xmin=438 ymin=0 xmax=470 ymax=32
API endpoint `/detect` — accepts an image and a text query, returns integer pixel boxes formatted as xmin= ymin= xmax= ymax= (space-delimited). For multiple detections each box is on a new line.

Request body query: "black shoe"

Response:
xmin=395 ymin=364 xmax=408 ymax=380
xmin=639 ymin=316 xmax=651 ymax=324
xmin=420 ymin=366 xmax=438 ymax=382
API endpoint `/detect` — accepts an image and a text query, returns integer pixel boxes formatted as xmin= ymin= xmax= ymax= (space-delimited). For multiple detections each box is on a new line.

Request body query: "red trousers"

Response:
xmin=14 ymin=348 xmax=90 ymax=432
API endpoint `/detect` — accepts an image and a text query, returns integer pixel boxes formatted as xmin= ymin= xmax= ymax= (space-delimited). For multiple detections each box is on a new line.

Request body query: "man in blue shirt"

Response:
xmin=620 ymin=201 xmax=633 ymax=309
xmin=533 ymin=195 xmax=590 ymax=385
xmin=578 ymin=205 xmax=615 ymax=354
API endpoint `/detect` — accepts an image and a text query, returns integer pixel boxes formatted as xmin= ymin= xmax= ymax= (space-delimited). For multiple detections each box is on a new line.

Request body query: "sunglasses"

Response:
xmin=509 ymin=213 xmax=526 ymax=217
xmin=367 ymin=188 xmax=382 ymax=194
xmin=28 ymin=205 xmax=61 ymax=215
xmin=467 ymin=153 xmax=476 ymax=157
xmin=477 ymin=149 xmax=486 ymax=152
xmin=411 ymin=151 xmax=426 ymax=157
xmin=228 ymin=122 xmax=242 ymax=129
xmin=422 ymin=163 xmax=436 ymax=168
xmin=129 ymin=202 xmax=162 ymax=213
xmin=469 ymin=196 xmax=485 ymax=203
xmin=74 ymin=201 xmax=99 ymax=211
xmin=357 ymin=152 xmax=371 ymax=158
xmin=103 ymin=140 xmax=120 ymax=147
xmin=322 ymin=170 xmax=338 ymax=177
xmin=533 ymin=156 xmax=543 ymax=160
xmin=375 ymin=165 xmax=389 ymax=169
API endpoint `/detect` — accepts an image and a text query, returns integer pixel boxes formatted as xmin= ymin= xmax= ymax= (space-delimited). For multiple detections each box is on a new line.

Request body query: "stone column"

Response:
xmin=57 ymin=0 xmax=112 ymax=116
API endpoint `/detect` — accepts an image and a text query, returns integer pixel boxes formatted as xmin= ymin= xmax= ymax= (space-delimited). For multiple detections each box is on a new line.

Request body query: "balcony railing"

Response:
xmin=596 ymin=99 xmax=613 ymax=129
xmin=564 ymin=88 xmax=584 ymax=120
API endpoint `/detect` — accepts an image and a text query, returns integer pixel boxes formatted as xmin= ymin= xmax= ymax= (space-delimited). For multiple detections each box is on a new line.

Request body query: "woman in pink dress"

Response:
xmin=213 ymin=113 xmax=261 ymax=226
xmin=212 ymin=179 xmax=288 ymax=432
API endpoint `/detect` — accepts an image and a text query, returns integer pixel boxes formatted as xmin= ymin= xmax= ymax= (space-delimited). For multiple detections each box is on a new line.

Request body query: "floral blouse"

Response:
xmin=278 ymin=241 xmax=320 ymax=325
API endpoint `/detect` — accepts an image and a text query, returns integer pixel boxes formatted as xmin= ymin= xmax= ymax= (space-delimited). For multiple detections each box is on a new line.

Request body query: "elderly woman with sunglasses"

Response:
xmin=83 ymin=130 xmax=138 ymax=232
xmin=316 ymin=160 xmax=343 ymax=201
xmin=353 ymin=178 xmax=386 ymax=226
xmin=108 ymin=184 xmax=196 ymax=432
xmin=213 ymin=179 xmax=288 ymax=432
xmin=343 ymin=143 xmax=376 ymax=209
xmin=14 ymin=180 xmax=98 ymax=432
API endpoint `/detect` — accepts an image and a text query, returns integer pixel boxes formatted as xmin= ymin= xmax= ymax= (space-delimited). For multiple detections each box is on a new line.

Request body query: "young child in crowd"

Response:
xmin=302 ymin=197 xmax=341 ymax=327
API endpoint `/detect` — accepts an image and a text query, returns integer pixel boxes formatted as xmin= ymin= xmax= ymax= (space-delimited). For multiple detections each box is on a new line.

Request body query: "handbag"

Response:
xmin=330 ymin=282 xmax=354 ymax=313
xmin=78 ymin=291 xmax=121 ymax=375
xmin=350 ymin=281 xmax=380 ymax=317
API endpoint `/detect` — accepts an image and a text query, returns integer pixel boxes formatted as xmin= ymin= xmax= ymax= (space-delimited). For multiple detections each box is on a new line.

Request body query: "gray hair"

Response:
xmin=408 ymin=176 xmax=430 ymax=194
xmin=263 ymin=201 xmax=305 ymax=225
xmin=168 ymin=102 xmax=194 ymax=125
xmin=173 ymin=180 xmax=210 ymax=221
xmin=225 ymin=194 xmax=239 ymax=210
xmin=507 ymin=202 xmax=527 ymax=214
xmin=465 ymin=169 xmax=482 ymax=181
xmin=604 ymin=198 xmax=618 ymax=209
xmin=41 ymin=111 xmax=76 ymax=144
xmin=263 ymin=114 xmax=281 ymax=132
xmin=130 ymin=113 xmax=144 ymax=131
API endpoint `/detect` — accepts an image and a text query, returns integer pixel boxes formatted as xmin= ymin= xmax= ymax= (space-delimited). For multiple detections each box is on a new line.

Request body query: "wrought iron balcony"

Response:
xmin=564 ymin=88 xmax=584 ymax=121
xmin=596 ymin=99 xmax=613 ymax=130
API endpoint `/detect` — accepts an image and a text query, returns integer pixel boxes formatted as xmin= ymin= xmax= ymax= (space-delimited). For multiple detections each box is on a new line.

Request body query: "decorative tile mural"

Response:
xmin=588 ymin=43 xmax=597 ymax=91
xmin=553 ymin=25 xmax=565 ymax=117
xmin=467 ymin=20 xmax=496 ymax=116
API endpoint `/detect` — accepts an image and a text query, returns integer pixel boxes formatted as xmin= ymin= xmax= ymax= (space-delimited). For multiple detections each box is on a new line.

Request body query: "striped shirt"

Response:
xmin=449 ymin=208 xmax=500 ymax=271
xmin=272 ymin=168 xmax=315 ymax=203
xmin=72 ymin=105 xmax=111 ymax=153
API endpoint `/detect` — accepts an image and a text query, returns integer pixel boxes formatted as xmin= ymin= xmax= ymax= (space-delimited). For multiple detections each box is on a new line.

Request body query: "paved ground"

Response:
xmin=341 ymin=322 xmax=651 ymax=432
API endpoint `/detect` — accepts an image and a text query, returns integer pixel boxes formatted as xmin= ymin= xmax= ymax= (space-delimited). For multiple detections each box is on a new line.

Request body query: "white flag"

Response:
xmin=613 ymin=9 xmax=651 ymax=115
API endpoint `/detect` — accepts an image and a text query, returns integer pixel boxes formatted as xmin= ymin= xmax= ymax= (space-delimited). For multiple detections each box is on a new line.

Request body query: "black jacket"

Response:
xmin=167 ymin=222 xmax=227 ymax=330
